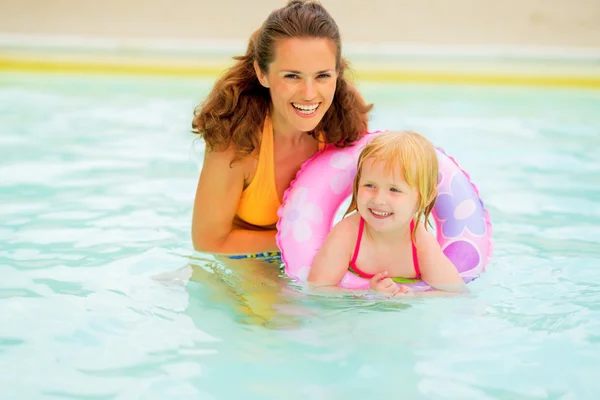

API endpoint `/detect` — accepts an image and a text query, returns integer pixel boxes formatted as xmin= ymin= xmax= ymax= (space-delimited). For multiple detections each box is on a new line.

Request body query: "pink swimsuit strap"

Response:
xmin=349 ymin=217 xmax=421 ymax=279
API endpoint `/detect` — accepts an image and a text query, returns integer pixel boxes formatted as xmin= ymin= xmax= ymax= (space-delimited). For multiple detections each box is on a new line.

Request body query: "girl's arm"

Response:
xmin=414 ymin=222 xmax=470 ymax=295
xmin=192 ymin=146 xmax=278 ymax=255
xmin=307 ymin=216 xmax=362 ymax=293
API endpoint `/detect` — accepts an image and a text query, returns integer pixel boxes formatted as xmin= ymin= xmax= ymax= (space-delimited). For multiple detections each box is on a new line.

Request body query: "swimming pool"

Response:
xmin=1 ymin=71 xmax=599 ymax=399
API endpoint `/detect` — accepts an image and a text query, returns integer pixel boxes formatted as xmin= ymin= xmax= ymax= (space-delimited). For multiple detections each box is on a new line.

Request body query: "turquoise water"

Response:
xmin=1 ymin=71 xmax=599 ymax=399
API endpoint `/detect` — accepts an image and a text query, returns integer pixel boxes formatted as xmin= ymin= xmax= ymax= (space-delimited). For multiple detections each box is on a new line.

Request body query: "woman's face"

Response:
xmin=255 ymin=37 xmax=338 ymax=136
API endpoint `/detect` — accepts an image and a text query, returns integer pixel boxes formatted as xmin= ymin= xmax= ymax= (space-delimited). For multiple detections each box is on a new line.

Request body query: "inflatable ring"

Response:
xmin=276 ymin=131 xmax=493 ymax=291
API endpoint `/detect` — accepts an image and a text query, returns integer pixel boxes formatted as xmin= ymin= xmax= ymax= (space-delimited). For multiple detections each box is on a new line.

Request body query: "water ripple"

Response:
xmin=2 ymin=73 xmax=600 ymax=398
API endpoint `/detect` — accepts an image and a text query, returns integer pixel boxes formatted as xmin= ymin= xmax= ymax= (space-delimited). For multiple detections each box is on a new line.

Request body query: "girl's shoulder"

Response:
xmin=328 ymin=212 xmax=361 ymax=243
xmin=414 ymin=220 xmax=440 ymax=252
xmin=336 ymin=211 xmax=361 ymax=230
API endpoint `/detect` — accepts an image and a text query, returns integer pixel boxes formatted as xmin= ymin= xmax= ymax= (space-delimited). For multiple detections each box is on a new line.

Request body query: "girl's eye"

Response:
xmin=317 ymin=73 xmax=331 ymax=79
xmin=284 ymin=74 xmax=299 ymax=79
xmin=390 ymin=187 xmax=401 ymax=193
xmin=364 ymin=183 xmax=375 ymax=188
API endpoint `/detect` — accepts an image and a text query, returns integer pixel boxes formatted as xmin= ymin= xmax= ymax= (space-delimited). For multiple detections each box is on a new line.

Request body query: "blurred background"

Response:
xmin=2 ymin=2 xmax=600 ymax=399
xmin=1 ymin=0 xmax=599 ymax=85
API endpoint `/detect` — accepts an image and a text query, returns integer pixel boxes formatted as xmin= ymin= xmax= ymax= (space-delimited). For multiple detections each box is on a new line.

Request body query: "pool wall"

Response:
xmin=1 ymin=0 xmax=600 ymax=87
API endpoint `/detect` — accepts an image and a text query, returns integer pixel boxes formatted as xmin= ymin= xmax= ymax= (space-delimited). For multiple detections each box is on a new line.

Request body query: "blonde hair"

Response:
xmin=345 ymin=131 xmax=439 ymax=239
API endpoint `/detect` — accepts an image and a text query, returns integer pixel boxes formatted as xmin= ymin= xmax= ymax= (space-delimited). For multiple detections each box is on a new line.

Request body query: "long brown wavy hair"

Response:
xmin=192 ymin=0 xmax=373 ymax=161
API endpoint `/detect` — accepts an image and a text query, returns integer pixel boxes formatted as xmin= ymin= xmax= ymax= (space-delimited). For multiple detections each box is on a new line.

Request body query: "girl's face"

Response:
xmin=356 ymin=158 xmax=420 ymax=233
xmin=255 ymin=37 xmax=338 ymax=136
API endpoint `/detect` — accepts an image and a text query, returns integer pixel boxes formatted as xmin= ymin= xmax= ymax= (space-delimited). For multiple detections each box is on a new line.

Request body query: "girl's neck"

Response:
xmin=363 ymin=219 xmax=412 ymax=246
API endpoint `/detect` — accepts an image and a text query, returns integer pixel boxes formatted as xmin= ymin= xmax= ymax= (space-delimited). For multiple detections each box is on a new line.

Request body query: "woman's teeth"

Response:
xmin=292 ymin=103 xmax=319 ymax=114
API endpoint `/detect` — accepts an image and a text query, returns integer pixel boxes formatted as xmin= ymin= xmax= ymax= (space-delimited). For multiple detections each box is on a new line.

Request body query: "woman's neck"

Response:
xmin=270 ymin=110 xmax=310 ymax=147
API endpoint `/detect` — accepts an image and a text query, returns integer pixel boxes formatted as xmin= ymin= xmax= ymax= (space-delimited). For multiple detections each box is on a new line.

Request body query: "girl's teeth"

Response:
xmin=371 ymin=210 xmax=391 ymax=216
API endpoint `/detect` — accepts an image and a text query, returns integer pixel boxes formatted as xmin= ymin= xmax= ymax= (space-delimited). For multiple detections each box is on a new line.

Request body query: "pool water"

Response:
xmin=1 ymin=72 xmax=599 ymax=399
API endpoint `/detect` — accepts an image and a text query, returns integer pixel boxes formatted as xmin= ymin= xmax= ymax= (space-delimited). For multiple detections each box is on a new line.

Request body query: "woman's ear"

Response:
xmin=254 ymin=60 xmax=269 ymax=88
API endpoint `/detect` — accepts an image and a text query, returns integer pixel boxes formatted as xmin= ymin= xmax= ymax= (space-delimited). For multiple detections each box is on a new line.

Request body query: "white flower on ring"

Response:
xmin=329 ymin=152 xmax=357 ymax=195
xmin=280 ymin=187 xmax=323 ymax=242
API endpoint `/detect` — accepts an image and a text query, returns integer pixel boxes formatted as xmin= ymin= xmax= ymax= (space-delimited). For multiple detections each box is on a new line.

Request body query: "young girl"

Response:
xmin=307 ymin=131 xmax=468 ymax=297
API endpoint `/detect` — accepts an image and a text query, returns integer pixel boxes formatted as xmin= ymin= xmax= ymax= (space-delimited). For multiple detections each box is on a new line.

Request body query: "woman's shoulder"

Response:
xmin=203 ymin=142 xmax=237 ymax=162
xmin=202 ymin=141 xmax=255 ymax=173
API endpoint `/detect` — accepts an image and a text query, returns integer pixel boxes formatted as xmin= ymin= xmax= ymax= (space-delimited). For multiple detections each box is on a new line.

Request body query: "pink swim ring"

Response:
xmin=276 ymin=130 xmax=493 ymax=291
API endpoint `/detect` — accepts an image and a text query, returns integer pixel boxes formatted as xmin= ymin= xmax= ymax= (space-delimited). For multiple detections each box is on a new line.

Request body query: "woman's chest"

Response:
xmin=272 ymin=140 xmax=319 ymax=201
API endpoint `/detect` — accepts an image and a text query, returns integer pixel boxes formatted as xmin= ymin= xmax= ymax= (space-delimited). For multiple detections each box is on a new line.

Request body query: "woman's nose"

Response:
xmin=301 ymin=79 xmax=316 ymax=100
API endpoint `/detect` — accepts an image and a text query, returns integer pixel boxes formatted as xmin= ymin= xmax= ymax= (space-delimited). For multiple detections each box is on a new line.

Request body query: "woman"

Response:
xmin=192 ymin=0 xmax=372 ymax=256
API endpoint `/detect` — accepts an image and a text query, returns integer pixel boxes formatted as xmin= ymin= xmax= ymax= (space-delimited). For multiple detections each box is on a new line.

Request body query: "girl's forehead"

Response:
xmin=361 ymin=159 xmax=408 ymax=183
xmin=363 ymin=158 xmax=401 ymax=173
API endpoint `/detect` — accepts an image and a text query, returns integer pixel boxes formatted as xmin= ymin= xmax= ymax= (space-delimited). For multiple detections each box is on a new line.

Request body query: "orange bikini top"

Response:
xmin=235 ymin=116 xmax=325 ymax=227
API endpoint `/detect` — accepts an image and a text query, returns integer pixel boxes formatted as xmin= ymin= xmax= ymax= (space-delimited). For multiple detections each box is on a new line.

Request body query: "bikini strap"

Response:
xmin=349 ymin=217 xmax=365 ymax=268
xmin=410 ymin=220 xmax=421 ymax=278
xmin=351 ymin=218 xmax=420 ymax=279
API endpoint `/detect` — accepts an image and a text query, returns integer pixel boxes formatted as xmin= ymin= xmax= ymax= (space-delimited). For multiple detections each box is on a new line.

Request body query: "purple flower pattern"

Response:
xmin=434 ymin=173 xmax=486 ymax=238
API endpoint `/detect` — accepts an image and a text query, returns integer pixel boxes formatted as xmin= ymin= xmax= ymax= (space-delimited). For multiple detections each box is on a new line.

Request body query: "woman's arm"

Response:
xmin=191 ymin=146 xmax=278 ymax=255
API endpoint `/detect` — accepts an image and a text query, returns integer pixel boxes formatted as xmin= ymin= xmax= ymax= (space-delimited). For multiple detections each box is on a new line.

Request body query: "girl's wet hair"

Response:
xmin=345 ymin=131 xmax=439 ymax=239
xmin=192 ymin=0 xmax=372 ymax=162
